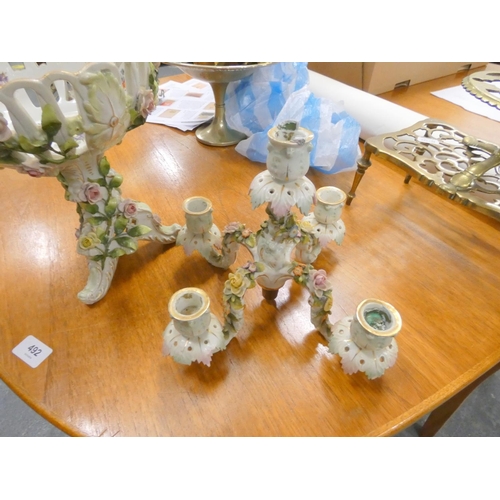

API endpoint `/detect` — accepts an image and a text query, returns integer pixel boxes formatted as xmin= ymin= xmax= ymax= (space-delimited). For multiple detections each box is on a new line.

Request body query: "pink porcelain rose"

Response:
xmin=78 ymin=182 xmax=103 ymax=204
xmin=18 ymin=156 xmax=47 ymax=178
xmin=137 ymin=88 xmax=156 ymax=118
xmin=223 ymin=222 xmax=241 ymax=234
xmin=119 ymin=199 xmax=138 ymax=218
xmin=311 ymin=269 xmax=330 ymax=291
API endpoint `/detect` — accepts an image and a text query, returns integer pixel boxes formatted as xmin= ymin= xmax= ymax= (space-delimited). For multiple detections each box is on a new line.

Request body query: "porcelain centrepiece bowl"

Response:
xmin=167 ymin=62 xmax=273 ymax=146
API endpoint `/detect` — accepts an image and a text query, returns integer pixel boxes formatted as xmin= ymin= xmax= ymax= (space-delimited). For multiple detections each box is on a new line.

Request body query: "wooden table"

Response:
xmin=1 ymin=72 xmax=499 ymax=437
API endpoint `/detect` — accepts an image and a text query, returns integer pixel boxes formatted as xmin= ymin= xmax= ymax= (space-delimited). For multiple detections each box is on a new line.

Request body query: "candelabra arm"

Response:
xmin=222 ymin=263 xmax=265 ymax=339
xmin=290 ymin=262 xmax=334 ymax=341
xmin=202 ymin=235 xmax=240 ymax=269
xmin=203 ymin=222 xmax=258 ymax=269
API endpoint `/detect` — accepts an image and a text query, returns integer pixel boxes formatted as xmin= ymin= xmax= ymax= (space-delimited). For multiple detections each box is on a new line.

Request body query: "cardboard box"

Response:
xmin=307 ymin=62 xmax=488 ymax=95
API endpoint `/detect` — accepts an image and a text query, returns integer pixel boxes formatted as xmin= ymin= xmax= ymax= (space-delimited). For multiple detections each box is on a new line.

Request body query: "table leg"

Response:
xmin=347 ymin=149 xmax=372 ymax=205
xmin=419 ymin=362 xmax=500 ymax=437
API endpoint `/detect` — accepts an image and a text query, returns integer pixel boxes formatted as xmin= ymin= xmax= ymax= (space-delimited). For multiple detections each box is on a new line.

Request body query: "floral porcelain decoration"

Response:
xmin=0 ymin=62 xmax=179 ymax=304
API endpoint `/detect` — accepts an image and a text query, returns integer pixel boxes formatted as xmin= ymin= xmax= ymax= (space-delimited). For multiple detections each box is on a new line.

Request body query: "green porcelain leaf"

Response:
xmin=82 ymin=72 xmax=130 ymax=150
xmin=41 ymin=104 xmax=62 ymax=138
xmin=245 ymin=234 xmax=256 ymax=248
xmin=114 ymin=215 xmax=128 ymax=235
xmin=82 ymin=203 xmax=99 ymax=214
xmin=115 ymin=236 xmax=138 ymax=251
xmin=88 ymin=216 xmax=108 ymax=226
xmin=61 ymin=137 xmax=78 ymax=154
xmin=109 ymin=248 xmax=126 ymax=258
xmin=127 ymin=225 xmax=152 ymax=237
xmin=105 ymin=197 xmax=119 ymax=217
xmin=18 ymin=135 xmax=48 ymax=154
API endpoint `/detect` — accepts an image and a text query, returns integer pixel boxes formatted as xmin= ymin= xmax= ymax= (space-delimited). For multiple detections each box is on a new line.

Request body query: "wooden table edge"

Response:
xmin=369 ymin=351 xmax=500 ymax=437
xmin=0 ymin=372 xmax=83 ymax=437
xmin=3 ymin=341 xmax=500 ymax=437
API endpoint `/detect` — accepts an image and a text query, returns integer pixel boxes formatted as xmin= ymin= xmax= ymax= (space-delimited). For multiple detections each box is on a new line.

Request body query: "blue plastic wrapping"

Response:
xmin=225 ymin=62 xmax=361 ymax=174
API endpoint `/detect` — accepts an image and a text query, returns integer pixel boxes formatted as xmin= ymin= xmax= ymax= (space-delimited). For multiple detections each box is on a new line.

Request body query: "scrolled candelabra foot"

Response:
xmin=77 ymin=257 xmax=119 ymax=305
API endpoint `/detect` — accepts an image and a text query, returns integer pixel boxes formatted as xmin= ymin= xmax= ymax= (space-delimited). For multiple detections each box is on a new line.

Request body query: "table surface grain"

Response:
xmin=1 ymin=70 xmax=499 ymax=437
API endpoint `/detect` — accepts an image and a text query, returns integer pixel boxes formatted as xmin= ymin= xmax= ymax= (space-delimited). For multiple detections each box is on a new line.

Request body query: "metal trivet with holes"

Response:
xmin=462 ymin=70 xmax=500 ymax=110
xmin=347 ymin=119 xmax=500 ymax=220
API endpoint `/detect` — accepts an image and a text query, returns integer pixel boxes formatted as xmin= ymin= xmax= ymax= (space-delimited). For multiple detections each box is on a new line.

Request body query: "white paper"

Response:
xmin=431 ymin=85 xmax=500 ymax=123
xmin=147 ymin=79 xmax=215 ymax=131
xmin=12 ymin=335 xmax=53 ymax=368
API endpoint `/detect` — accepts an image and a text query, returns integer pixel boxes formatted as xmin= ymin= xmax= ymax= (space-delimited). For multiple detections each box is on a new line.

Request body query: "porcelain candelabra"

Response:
xmin=0 ymin=62 xmax=180 ymax=304
xmin=165 ymin=120 xmax=350 ymax=366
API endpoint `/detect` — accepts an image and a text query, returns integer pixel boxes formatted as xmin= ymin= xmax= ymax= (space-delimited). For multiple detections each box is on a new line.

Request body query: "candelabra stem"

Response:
xmin=261 ymin=286 xmax=280 ymax=301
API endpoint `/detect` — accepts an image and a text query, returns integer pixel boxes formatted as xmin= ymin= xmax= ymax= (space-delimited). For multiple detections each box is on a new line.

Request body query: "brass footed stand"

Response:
xmin=347 ymin=119 xmax=500 ymax=220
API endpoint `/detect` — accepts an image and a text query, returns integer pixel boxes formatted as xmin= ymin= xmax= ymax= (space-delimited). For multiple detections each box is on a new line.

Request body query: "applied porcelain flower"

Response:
xmin=16 ymin=156 xmax=49 ymax=178
xmin=118 ymin=199 xmax=138 ymax=217
xmin=82 ymin=72 xmax=131 ymax=151
xmin=78 ymin=232 xmax=101 ymax=250
xmin=225 ymin=269 xmax=251 ymax=297
xmin=311 ymin=269 xmax=330 ymax=291
xmin=137 ymin=87 xmax=156 ymax=118
xmin=302 ymin=213 xmax=345 ymax=248
xmin=298 ymin=220 xmax=314 ymax=233
xmin=243 ymin=261 xmax=257 ymax=273
xmin=77 ymin=182 xmax=103 ymax=204
xmin=223 ymin=221 xmax=242 ymax=234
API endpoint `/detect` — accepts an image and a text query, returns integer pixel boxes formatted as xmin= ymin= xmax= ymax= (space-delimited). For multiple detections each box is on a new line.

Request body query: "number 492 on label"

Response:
xmin=12 ymin=335 xmax=53 ymax=368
